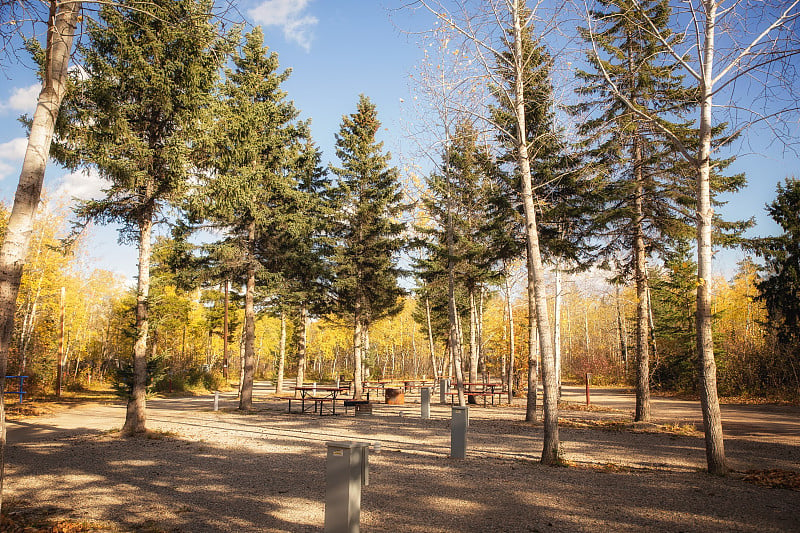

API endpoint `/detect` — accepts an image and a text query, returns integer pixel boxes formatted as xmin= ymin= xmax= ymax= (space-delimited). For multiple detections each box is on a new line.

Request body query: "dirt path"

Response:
xmin=559 ymin=385 xmax=800 ymax=440
xmin=5 ymin=385 xmax=799 ymax=532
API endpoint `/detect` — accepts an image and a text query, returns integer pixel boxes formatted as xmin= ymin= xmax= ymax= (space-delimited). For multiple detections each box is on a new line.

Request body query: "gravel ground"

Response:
xmin=5 ymin=393 xmax=800 ymax=532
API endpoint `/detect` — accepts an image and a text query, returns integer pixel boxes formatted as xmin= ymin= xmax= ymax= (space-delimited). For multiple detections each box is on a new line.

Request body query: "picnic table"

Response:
xmin=290 ymin=385 xmax=351 ymax=415
xmin=401 ymin=379 xmax=436 ymax=392
xmin=447 ymin=382 xmax=506 ymax=406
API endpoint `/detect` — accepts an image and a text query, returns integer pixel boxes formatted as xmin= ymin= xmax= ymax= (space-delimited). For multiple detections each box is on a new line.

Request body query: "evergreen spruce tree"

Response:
xmin=329 ymin=95 xmax=406 ymax=399
xmin=572 ymin=0 xmax=747 ymax=421
xmin=649 ymin=240 xmax=698 ymax=392
xmin=258 ymin=135 xmax=331 ymax=390
xmin=415 ymin=121 xmax=509 ymax=400
xmin=195 ymin=27 xmax=302 ymax=409
xmin=754 ymin=178 xmax=800 ymax=351
xmin=69 ymin=0 xmax=226 ymax=435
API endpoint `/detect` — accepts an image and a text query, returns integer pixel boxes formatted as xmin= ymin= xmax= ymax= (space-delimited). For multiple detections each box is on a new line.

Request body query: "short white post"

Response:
xmin=213 ymin=391 xmax=219 ymax=411
xmin=439 ymin=378 xmax=450 ymax=404
xmin=451 ymin=406 xmax=468 ymax=459
xmin=421 ymin=387 xmax=431 ymax=419
xmin=325 ymin=442 xmax=365 ymax=533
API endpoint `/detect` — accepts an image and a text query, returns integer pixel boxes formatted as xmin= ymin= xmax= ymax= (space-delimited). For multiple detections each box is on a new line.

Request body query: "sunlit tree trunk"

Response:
xmin=511 ymin=0 xmax=558 ymax=462
xmin=239 ymin=222 xmax=256 ymax=410
xmin=0 ymin=1 xmax=80 ymax=511
xmin=554 ymin=264 xmax=562 ymax=398
xmin=424 ymin=296 xmax=438 ymax=379
xmin=276 ymin=312 xmax=286 ymax=393
xmin=295 ymin=307 xmax=309 ymax=392
xmin=468 ymin=288 xmax=479 ymax=403
xmin=696 ymin=2 xmax=725 ymax=472
xmin=633 ymin=135 xmax=651 ymax=422
xmin=222 ymin=280 xmax=229 ymax=381
xmin=504 ymin=273 xmax=516 ymax=403
xmin=525 ymin=300 xmax=539 ymax=422
xmin=353 ymin=299 xmax=364 ymax=399
xmin=122 ymin=212 xmax=153 ymax=436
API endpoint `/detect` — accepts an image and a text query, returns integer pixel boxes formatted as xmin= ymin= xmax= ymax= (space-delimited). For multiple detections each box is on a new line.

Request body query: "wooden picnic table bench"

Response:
xmin=446 ymin=384 xmax=506 ymax=407
xmin=289 ymin=385 xmax=351 ymax=415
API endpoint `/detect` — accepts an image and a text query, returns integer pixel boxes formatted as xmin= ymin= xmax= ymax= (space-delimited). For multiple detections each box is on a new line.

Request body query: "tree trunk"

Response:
xmin=295 ymin=307 xmax=309 ymax=392
xmin=477 ymin=286 xmax=485 ymax=377
xmin=425 ymin=296 xmax=437 ymax=379
xmin=525 ymin=303 xmax=539 ymax=422
xmin=0 ymin=0 xmax=80 ymax=512
xmin=122 ymin=212 xmax=153 ymax=436
xmin=468 ymin=288 xmax=479 ymax=403
xmin=696 ymin=2 xmax=726 ymax=474
xmin=633 ymin=134 xmax=651 ymax=422
xmin=222 ymin=280 xmax=229 ymax=380
xmin=504 ymin=273 xmax=516 ymax=404
xmin=276 ymin=312 xmax=286 ymax=394
xmin=511 ymin=0 xmax=558 ymax=463
xmin=554 ymin=264 xmax=562 ymax=398
xmin=239 ymin=222 xmax=256 ymax=410
xmin=57 ymin=286 xmax=65 ymax=397
xmin=353 ymin=300 xmax=364 ymax=399
xmin=616 ymin=283 xmax=628 ymax=370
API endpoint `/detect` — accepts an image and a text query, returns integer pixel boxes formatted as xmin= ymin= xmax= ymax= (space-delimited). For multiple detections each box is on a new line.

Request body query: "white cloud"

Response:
xmin=0 ymin=161 xmax=14 ymax=181
xmin=0 ymin=137 xmax=27 ymax=160
xmin=1 ymin=84 xmax=40 ymax=114
xmin=249 ymin=0 xmax=318 ymax=52
xmin=55 ymin=168 xmax=111 ymax=202
xmin=0 ymin=137 xmax=27 ymax=180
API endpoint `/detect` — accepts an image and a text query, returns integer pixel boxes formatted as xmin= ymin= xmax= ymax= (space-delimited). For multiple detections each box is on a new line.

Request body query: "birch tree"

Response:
xmin=415 ymin=0 xmax=563 ymax=462
xmin=0 ymin=0 xmax=80 ymax=512
xmin=581 ymin=0 xmax=800 ymax=474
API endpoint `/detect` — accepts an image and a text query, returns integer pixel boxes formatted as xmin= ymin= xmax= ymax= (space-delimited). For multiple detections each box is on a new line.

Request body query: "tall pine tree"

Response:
xmin=572 ymin=0 xmax=747 ymax=421
xmin=69 ymin=0 xmax=226 ymax=435
xmin=329 ymin=95 xmax=406 ymax=399
xmin=195 ymin=27 xmax=302 ymax=409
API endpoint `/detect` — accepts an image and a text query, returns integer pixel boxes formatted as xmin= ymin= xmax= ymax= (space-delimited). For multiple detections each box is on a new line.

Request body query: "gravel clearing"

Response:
xmin=5 ymin=391 xmax=800 ymax=532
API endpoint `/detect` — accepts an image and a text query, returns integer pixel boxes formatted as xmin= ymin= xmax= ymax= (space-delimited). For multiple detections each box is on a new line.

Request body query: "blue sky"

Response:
xmin=0 ymin=0 xmax=796 ymax=283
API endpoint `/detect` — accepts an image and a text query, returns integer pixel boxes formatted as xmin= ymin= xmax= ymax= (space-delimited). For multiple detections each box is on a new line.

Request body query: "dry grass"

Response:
xmin=558 ymin=416 xmax=702 ymax=437
xmin=739 ymin=469 xmax=800 ymax=491
xmin=1 ymin=499 xmax=119 ymax=532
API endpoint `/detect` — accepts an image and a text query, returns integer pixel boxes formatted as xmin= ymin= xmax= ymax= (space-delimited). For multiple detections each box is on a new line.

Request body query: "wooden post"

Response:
xmin=585 ymin=372 xmax=591 ymax=406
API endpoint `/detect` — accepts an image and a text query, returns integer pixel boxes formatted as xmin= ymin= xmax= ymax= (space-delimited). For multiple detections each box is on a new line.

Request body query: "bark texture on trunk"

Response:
xmin=122 ymin=213 xmax=153 ymax=436
xmin=222 ymin=280 xmax=229 ymax=380
xmin=239 ymin=223 xmax=256 ymax=410
xmin=525 ymin=297 xmax=538 ymax=422
xmin=468 ymin=289 xmax=479 ymax=404
xmin=696 ymin=1 xmax=726 ymax=474
xmin=554 ymin=265 xmax=562 ymax=398
xmin=352 ymin=303 xmax=364 ymax=399
xmin=425 ymin=296 xmax=437 ymax=379
xmin=633 ymin=135 xmax=651 ymax=422
xmin=688 ymin=1 xmax=727 ymax=475
xmin=504 ymin=274 xmax=516 ymax=404
xmin=0 ymin=0 xmax=81 ymax=511
xmin=511 ymin=0 xmax=558 ymax=463
xmin=276 ymin=312 xmax=286 ymax=394
xmin=295 ymin=307 xmax=309 ymax=393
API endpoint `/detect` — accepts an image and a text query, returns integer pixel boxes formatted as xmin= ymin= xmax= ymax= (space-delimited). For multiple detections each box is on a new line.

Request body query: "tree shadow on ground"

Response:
xmin=6 ymin=402 xmax=800 ymax=532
